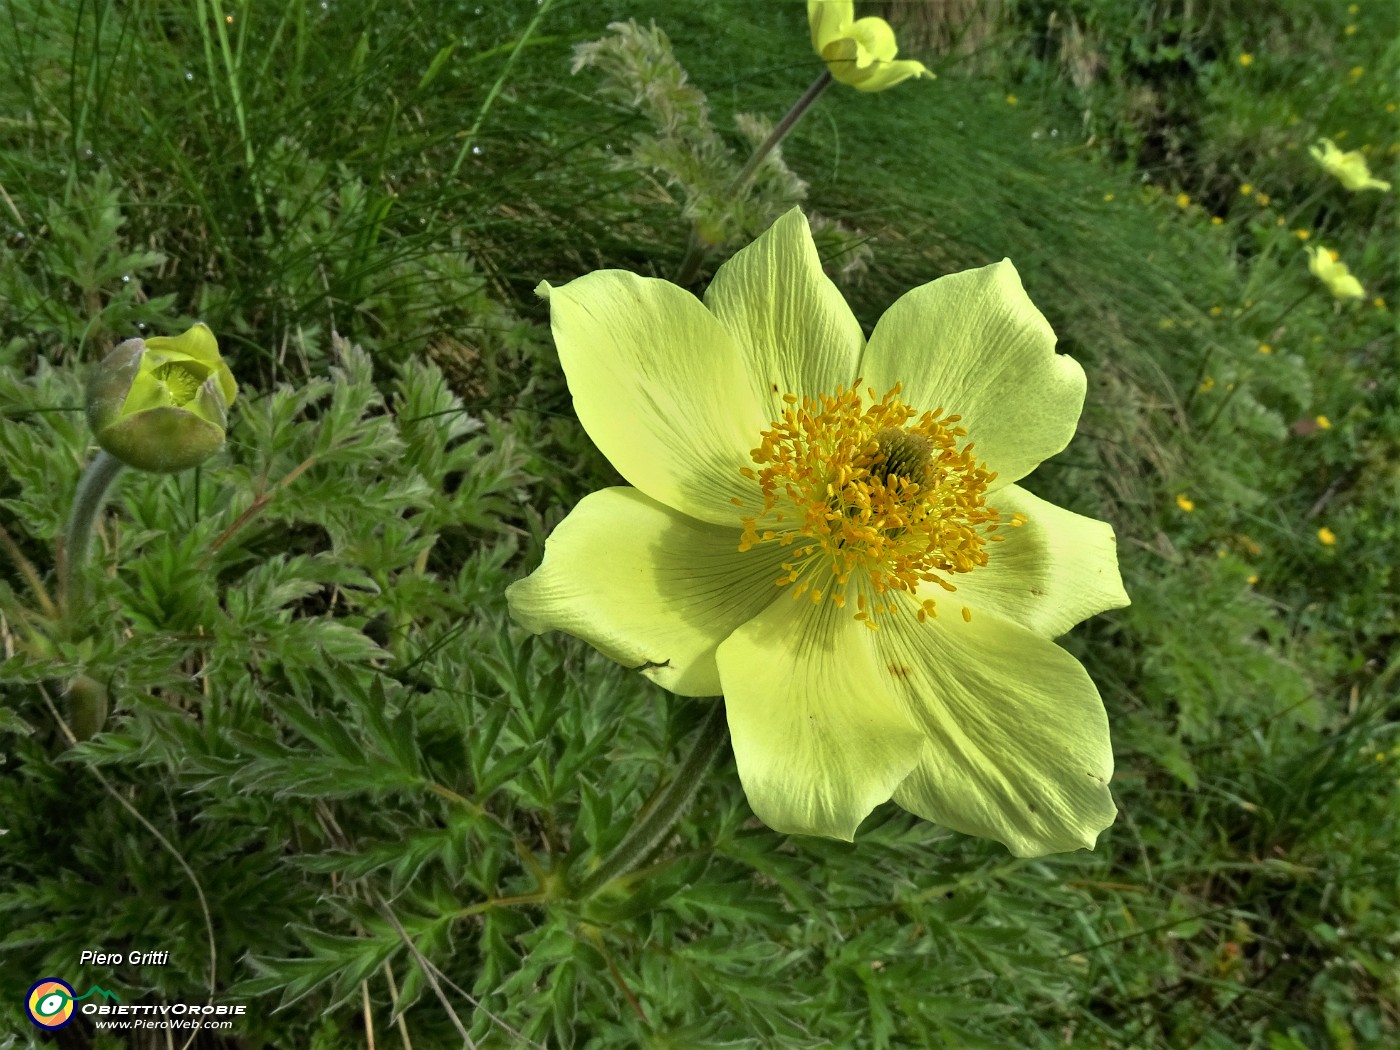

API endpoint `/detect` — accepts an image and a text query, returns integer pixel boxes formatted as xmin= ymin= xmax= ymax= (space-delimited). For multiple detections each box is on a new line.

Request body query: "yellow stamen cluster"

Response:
xmin=737 ymin=382 xmax=1017 ymax=628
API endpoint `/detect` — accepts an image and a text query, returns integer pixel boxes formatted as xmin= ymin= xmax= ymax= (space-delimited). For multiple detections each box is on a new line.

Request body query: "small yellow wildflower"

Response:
xmin=1246 ymin=574 xmax=1259 ymax=585
xmin=1294 ymin=229 xmax=1310 ymax=240
xmin=1006 ymin=94 xmax=1018 ymax=105
xmin=1315 ymin=415 xmax=1332 ymax=429
xmin=1239 ymin=183 xmax=1253 ymax=195
xmin=1317 ymin=527 xmax=1337 ymax=546
xmin=1375 ymin=297 xmax=1387 ymax=309
xmin=1309 ymin=138 xmax=1392 ymax=192
xmin=1307 ymin=245 xmax=1366 ymax=299
xmin=1275 ymin=216 xmax=1286 ymax=227
xmin=1176 ymin=192 xmax=1191 ymax=209
xmin=1388 ymin=103 xmax=1398 ymax=114
xmin=1104 ymin=193 xmax=1114 ymax=202
xmin=1238 ymin=53 xmax=1253 ymax=66
xmin=1349 ymin=66 xmax=1364 ymax=79
xmin=1209 ymin=305 xmax=1223 ymax=317
xmin=1258 ymin=343 xmax=1272 ymax=354
xmin=1199 ymin=376 xmax=1215 ymax=392
xmin=1211 ymin=216 xmax=1224 ymax=225
xmin=1255 ymin=192 xmax=1271 ymax=206
xmin=1376 ymin=752 xmax=1387 ymax=763
xmin=1347 ymin=3 xmax=1358 ymax=12
xmin=808 ymin=1 xmax=934 ymax=92
xmin=1345 ymin=25 xmax=1357 ymax=35
xmin=1176 ymin=494 xmax=1195 ymax=513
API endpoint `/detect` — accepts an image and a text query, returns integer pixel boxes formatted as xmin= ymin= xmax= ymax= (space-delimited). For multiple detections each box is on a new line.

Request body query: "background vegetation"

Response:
xmin=1 ymin=0 xmax=1395 ymax=1047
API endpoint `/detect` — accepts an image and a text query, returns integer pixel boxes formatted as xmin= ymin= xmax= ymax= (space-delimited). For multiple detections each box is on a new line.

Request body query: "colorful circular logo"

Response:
xmin=26 ymin=978 xmax=77 ymax=1029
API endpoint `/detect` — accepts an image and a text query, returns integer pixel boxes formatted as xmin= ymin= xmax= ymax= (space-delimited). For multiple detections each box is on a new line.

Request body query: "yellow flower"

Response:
xmin=1209 ymin=305 xmax=1223 ymax=317
xmin=807 ymin=1 xmax=933 ymax=92
xmin=1349 ymin=65 xmax=1364 ymax=78
xmin=1295 ymin=229 xmax=1311 ymax=240
xmin=1103 ymin=193 xmax=1114 ymax=202
xmin=1255 ymin=192 xmax=1271 ymax=206
xmin=1211 ymin=216 xmax=1224 ymax=225
xmin=1316 ymin=415 xmax=1332 ymax=429
xmin=1176 ymin=192 xmax=1191 ymax=208
xmin=1375 ymin=297 xmax=1388 ymax=309
xmin=1309 ymin=138 xmax=1392 ymax=192
xmin=1176 ymin=494 xmax=1195 ymax=512
xmin=1199 ymin=376 xmax=1215 ymax=392
xmin=1239 ymin=183 xmax=1253 ymax=195
xmin=1238 ymin=53 xmax=1253 ymax=66
xmin=511 ymin=209 xmax=1126 ymax=855
xmin=1006 ymin=93 xmax=1018 ymax=105
xmin=1317 ymin=527 xmax=1337 ymax=546
xmin=1306 ymin=245 xmax=1366 ymax=299
xmin=1247 ymin=574 xmax=1259 ymax=585
xmin=1258 ymin=343 xmax=1272 ymax=354
xmin=85 ymin=324 xmax=237 ymax=473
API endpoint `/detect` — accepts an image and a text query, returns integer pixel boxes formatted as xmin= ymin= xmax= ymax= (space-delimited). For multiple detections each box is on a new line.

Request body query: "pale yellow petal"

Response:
xmin=717 ymin=597 xmax=927 ymax=840
xmin=944 ymin=484 xmax=1130 ymax=639
xmin=807 ymin=0 xmax=854 ymax=51
xmin=882 ymin=603 xmax=1117 ymax=857
xmin=539 ymin=274 xmax=768 ymax=525
xmin=859 ymin=260 xmax=1085 ymax=490
xmin=507 ymin=488 xmax=786 ymax=696
xmin=704 ymin=209 xmax=865 ymax=422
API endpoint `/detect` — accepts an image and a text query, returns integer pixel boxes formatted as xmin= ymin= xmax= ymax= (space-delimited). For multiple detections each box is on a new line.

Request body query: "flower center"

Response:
xmin=151 ymin=360 xmax=208 ymax=406
xmin=737 ymin=382 xmax=1023 ymax=628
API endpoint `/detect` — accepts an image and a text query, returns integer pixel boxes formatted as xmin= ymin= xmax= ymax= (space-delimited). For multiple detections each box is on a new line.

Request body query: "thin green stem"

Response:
xmin=572 ymin=701 xmax=729 ymax=900
xmin=673 ymin=70 xmax=834 ymax=286
xmin=62 ymin=450 xmax=123 ymax=622
xmin=730 ymin=70 xmax=832 ymax=197
xmin=448 ymin=0 xmax=558 ymax=181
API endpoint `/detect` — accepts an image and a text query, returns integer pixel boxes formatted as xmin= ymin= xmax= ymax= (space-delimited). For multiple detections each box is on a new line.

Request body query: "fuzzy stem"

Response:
xmin=62 ymin=450 xmax=123 ymax=622
xmin=674 ymin=71 xmax=834 ymax=286
xmin=573 ymin=701 xmax=729 ymax=900
xmin=729 ymin=70 xmax=833 ymax=198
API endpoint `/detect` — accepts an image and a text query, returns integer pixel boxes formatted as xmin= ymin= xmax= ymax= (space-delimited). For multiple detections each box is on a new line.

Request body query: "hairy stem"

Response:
xmin=674 ymin=71 xmax=834 ymax=286
xmin=573 ymin=701 xmax=729 ymax=899
xmin=62 ymin=450 xmax=123 ymax=622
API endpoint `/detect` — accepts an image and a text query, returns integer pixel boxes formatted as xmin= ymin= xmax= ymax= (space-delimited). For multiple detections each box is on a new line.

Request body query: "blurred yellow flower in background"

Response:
xmin=808 ymin=1 xmax=933 ymax=92
xmin=1307 ymin=246 xmax=1365 ymax=299
xmin=1309 ymin=138 xmax=1392 ymax=192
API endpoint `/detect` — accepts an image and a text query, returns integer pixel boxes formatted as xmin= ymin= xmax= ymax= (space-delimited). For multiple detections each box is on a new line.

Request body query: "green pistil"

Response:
xmin=151 ymin=361 xmax=206 ymax=406
xmin=873 ymin=427 xmax=933 ymax=483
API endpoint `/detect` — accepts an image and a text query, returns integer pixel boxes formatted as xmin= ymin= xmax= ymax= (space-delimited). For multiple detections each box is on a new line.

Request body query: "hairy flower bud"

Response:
xmin=85 ymin=323 xmax=237 ymax=473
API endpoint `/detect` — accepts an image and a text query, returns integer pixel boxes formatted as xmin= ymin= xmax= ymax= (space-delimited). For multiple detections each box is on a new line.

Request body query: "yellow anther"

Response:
xmin=736 ymin=382 xmax=1006 ymax=624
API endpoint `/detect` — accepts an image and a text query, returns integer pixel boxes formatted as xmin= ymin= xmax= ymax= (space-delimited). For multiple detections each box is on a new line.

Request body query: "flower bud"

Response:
xmin=85 ymin=323 xmax=237 ymax=473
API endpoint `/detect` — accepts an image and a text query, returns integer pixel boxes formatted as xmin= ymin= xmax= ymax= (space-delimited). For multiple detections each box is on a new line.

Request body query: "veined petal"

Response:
xmin=717 ymin=596 xmax=928 ymax=840
xmin=882 ymin=603 xmax=1117 ymax=857
xmin=948 ymin=485 xmax=1130 ymax=639
xmin=807 ymin=0 xmax=854 ymax=51
xmin=507 ymin=488 xmax=785 ymax=697
xmin=860 ymin=260 xmax=1085 ymax=490
xmin=540 ymin=274 xmax=769 ymax=525
xmin=704 ymin=209 xmax=865 ymax=421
